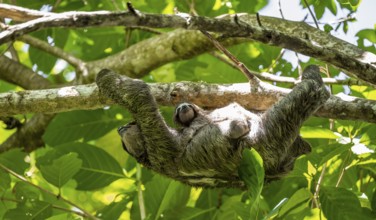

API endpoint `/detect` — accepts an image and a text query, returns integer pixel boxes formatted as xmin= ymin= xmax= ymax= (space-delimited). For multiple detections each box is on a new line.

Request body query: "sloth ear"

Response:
xmin=174 ymin=103 xmax=197 ymax=127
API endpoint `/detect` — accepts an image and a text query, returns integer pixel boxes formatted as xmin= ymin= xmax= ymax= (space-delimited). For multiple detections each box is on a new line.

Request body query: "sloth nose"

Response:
xmin=178 ymin=103 xmax=191 ymax=112
xmin=118 ymin=126 xmax=127 ymax=134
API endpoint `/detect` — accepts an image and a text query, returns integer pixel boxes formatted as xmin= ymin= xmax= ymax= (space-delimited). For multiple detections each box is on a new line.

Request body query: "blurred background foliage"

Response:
xmin=0 ymin=0 xmax=376 ymax=219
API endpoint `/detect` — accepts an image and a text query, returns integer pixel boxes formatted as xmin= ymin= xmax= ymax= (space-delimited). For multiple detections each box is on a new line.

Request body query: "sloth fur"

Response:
xmin=96 ymin=65 xmax=330 ymax=188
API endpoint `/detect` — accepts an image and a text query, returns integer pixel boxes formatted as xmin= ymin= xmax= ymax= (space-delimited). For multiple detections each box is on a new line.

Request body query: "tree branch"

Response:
xmin=19 ymin=35 xmax=88 ymax=78
xmin=85 ymin=29 xmax=245 ymax=81
xmin=0 ymin=4 xmax=375 ymax=85
xmin=0 ymin=114 xmax=54 ymax=153
xmin=0 ymin=3 xmax=51 ymax=21
xmin=0 ymin=55 xmax=51 ymax=89
xmin=210 ymin=51 xmax=366 ymax=86
xmin=0 ymin=82 xmax=375 ymax=124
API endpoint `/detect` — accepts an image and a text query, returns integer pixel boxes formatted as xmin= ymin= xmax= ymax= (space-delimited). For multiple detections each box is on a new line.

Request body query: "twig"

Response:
xmin=0 ymin=197 xmax=89 ymax=218
xmin=200 ymin=30 xmax=258 ymax=82
xmin=312 ymin=163 xmax=327 ymax=208
xmin=110 ymin=0 xmax=121 ymax=11
xmin=126 ymin=26 xmax=162 ymax=35
xmin=136 ymin=164 xmax=146 ymax=220
xmin=19 ymin=35 xmax=88 ymax=78
xmin=336 ymin=150 xmax=352 ymax=187
xmin=126 ymin=2 xmax=141 ymax=17
xmin=210 ymin=51 xmax=363 ymax=86
xmin=52 ymin=0 xmax=62 ymax=12
xmin=307 ymin=15 xmax=355 ymax=25
xmin=0 ymin=163 xmax=99 ymax=220
xmin=303 ymin=0 xmax=320 ymax=29
xmin=266 ymin=49 xmax=285 ymax=72
xmin=125 ymin=27 xmax=133 ymax=48
xmin=278 ymin=0 xmax=285 ymax=19
xmin=0 ymin=20 xmax=19 ymax=61
xmin=256 ymin=13 xmax=262 ymax=27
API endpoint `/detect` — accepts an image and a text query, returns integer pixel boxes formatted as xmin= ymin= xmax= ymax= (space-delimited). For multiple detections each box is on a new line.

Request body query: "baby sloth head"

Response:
xmin=173 ymin=103 xmax=198 ymax=127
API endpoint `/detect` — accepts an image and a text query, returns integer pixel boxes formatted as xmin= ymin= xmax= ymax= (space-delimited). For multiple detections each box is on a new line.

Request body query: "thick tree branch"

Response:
xmin=0 ymin=4 xmax=375 ymax=85
xmin=0 ymin=114 xmax=54 ymax=153
xmin=85 ymin=29 xmax=244 ymax=81
xmin=0 ymin=55 xmax=55 ymax=153
xmin=0 ymin=82 xmax=375 ymax=124
xmin=0 ymin=55 xmax=51 ymax=89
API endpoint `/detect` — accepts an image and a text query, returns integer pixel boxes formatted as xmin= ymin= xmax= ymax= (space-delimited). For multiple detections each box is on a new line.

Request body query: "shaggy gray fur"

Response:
xmin=96 ymin=65 xmax=330 ymax=188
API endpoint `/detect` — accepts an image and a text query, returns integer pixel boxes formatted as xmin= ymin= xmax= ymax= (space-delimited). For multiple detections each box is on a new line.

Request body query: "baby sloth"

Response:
xmin=174 ymin=102 xmax=251 ymax=139
xmin=98 ymin=65 xmax=330 ymax=188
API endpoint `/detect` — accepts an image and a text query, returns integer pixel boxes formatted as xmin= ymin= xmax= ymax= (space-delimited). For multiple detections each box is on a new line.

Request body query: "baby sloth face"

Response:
xmin=174 ymin=103 xmax=197 ymax=127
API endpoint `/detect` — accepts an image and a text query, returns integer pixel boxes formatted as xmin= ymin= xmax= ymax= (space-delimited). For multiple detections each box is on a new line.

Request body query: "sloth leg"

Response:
xmin=262 ymin=65 xmax=329 ymax=150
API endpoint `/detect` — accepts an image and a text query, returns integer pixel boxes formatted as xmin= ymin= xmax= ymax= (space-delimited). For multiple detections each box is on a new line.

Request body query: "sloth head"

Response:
xmin=117 ymin=122 xmax=148 ymax=161
xmin=173 ymin=103 xmax=198 ymax=127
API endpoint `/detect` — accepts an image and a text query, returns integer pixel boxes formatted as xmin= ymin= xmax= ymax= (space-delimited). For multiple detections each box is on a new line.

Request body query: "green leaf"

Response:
xmin=349 ymin=0 xmax=361 ymax=7
xmin=357 ymin=29 xmax=376 ymax=43
xmin=55 ymin=143 xmax=125 ymax=190
xmin=194 ymin=189 xmax=220 ymax=219
xmin=43 ymin=109 xmax=124 ymax=147
xmin=96 ymin=196 xmax=131 ymax=219
xmin=143 ymin=175 xmax=191 ymax=220
xmin=327 ymin=0 xmax=338 ymax=15
xmin=29 ymin=30 xmax=58 ymax=73
xmin=39 ymin=152 xmax=82 ymax=188
xmin=284 ymin=207 xmax=323 ymax=220
xmin=164 ymin=207 xmax=215 ymax=220
xmin=338 ymin=0 xmax=349 ymax=4
xmin=3 ymin=200 xmax=53 ymax=220
xmin=346 ymin=153 xmax=376 ymax=175
xmin=234 ymin=0 xmax=268 ymax=13
xmin=278 ymin=188 xmax=312 ymax=217
xmin=324 ymin=24 xmax=334 ymax=33
xmin=216 ymin=196 xmax=250 ymax=220
xmin=238 ymin=148 xmax=264 ymax=205
xmin=0 ymin=149 xmax=28 ymax=175
xmin=372 ymin=189 xmax=376 ymax=212
xmin=317 ymin=143 xmax=352 ymax=166
xmin=0 ymin=80 xmax=16 ymax=93
xmin=300 ymin=126 xmax=338 ymax=139
xmin=319 ymin=186 xmax=370 ymax=220
xmin=343 ymin=21 xmax=349 ymax=33
xmin=360 ymin=125 xmax=376 ymax=144
xmin=0 ymin=170 xmax=11 ymax=193
xmin=13 ymin=182 xmax=40 ymax=201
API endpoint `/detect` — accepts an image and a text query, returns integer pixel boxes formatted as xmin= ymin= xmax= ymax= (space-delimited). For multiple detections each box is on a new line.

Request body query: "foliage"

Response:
xmin=0 ymin=0 xmax=376 ymax=219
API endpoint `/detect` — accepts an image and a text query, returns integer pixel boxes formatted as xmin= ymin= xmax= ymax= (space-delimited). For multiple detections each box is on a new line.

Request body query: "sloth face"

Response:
xmin=118 ymin=122 xmax=145 ymax=158
xmin=174 ymin=103 xmax=197 ymax=127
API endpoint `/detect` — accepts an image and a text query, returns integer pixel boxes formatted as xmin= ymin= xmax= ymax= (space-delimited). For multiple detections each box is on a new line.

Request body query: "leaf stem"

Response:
xmin=335 ymin=150 xmax=352 ymax=187
xmin=303 ymin=0 xmax=320 ymax=29
xmin=199 ymin=30 xmax=259 ymax=83
xmin=136 ymin=164 xmax=146 ymax=220
xmin=0 ymin=197 xmax=89 ymax=218
xmin=312 ymin=162 xmax=327 ymax=208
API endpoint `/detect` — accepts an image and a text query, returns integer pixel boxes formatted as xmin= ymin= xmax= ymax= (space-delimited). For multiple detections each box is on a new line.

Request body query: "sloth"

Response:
xmin=96 ymin=65 xmax=330 ymax=188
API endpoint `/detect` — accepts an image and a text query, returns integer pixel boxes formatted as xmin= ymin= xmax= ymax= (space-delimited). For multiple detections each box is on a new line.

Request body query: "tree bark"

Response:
xmin=1 ymin=4 xmax=375 ymax=85
xmin=0 ymin=82 xmax=375 ymax=124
